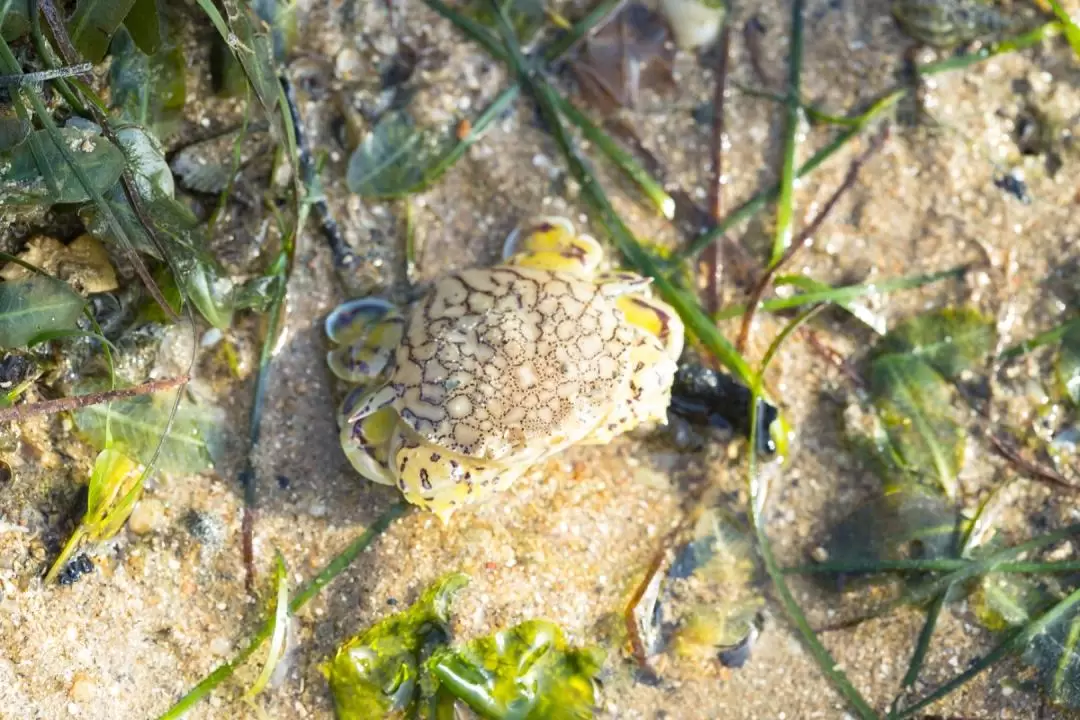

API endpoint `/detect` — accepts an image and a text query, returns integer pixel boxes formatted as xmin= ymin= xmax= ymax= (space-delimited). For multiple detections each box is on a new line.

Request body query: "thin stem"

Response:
xmin=988 ymin=432 xmax=1078 ymax=494
xmin=770 ymin=0 xmax=805 ymax=266
xmin=713 ymin=265 xmax=968 ymax=321
xmin=0 ymin=376 xmax=190 ymax=424
xmin=918 ymin=21 xmax=1061 ymax=76
xmin=704 ymin=22 xmax=732 ymax=316
xmin=748 ymin=307 xmax=877 ymax=720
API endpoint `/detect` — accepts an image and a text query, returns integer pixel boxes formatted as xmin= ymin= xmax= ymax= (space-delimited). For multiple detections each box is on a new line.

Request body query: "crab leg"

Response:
xmin=338 ymin=385 xmax=399 ymax=486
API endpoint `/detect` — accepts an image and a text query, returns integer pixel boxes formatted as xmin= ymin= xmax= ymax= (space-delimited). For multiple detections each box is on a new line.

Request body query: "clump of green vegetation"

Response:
xmin=324 ymin=573 xmax=605 ymax=719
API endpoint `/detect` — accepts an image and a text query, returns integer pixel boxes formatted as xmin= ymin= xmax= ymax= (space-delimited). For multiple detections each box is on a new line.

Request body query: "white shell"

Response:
xmin=660 ymin=0 xmax=726 ymax=50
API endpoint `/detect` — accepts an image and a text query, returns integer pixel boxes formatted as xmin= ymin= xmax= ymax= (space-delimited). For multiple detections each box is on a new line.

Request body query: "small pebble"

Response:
xmin=69 ymin=673 xmax=96 ymax=702
xmin=127 ymin=498 xmax=164 ymax=536
xmin=209 ymin=637 xmax=232 ymax=656
xmin=335 ymin=48 xmax=363 ymax=80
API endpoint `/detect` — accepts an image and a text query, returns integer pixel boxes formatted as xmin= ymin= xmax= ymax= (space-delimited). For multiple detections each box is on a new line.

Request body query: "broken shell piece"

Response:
xmin=0 ymin=234 xmax=118 ymax=294
xmin=660 ymin=0 xmax=727 ymax=50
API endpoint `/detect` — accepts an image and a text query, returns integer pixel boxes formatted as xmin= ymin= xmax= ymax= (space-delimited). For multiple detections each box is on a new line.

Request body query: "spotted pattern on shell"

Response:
xmin=392 ymin=266 xmax=637 ymax=461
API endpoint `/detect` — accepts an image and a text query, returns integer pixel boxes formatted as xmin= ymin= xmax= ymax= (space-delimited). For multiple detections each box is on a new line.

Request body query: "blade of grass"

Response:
xmin=551 ymin=92 xmax=674 ymax=218
xmin=156 ymin=502 xmax=410 ymax=720
xmin=735 ymin=83 xmax=873 ymax=127
xmin=679 ymin=89 xmax=904 ymax=262
xmin=893 ymin=487 xmax=1005 ymax=705
xmin=423 ymin=0 xmax=672 ymax=219
xmin=786 ymin=559 xmax=1080 ymax=574
xmin=243 ymin=551 xmax=289 ymax=701
xmin=827 ymin=522 xmax=1080 ymax=631
xmin=713 ymin=265 xmax=968 ymax=321
xmin=918 ymin=21 xmax=1061 ymax=76
xmin=770 ymin=0 xmax=805 ymax=267
xmin=1046 ymin=1 xmax=1080 ymax=59
xmin=999 ymin=316 xmax=1079 ymax=360
xmin=424 ymin=0 xmax=506 ymax=58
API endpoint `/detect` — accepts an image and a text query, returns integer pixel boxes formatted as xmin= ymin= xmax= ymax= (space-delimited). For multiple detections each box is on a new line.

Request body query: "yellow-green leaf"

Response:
xmin=245 ymin=551 xmax=290 ymax=700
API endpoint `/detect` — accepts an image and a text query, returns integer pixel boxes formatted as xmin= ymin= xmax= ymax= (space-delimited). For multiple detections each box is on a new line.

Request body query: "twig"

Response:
xmin=623 ymin=545 xmax=666 ymax=671
xmin=743 ymin=16 xmax=776 ymax=88
xmin=36 ymin=0 xmax=88 ymax=75
xmin=0 ymin=63 xmax=93 ymax=87
xmin=703 ymin=23 xmax=731 ymax=316
xmin=989 ymin=432 xmax=1078 ymax=494
xmin=0 ymin=376 xmax=191 ymax=424
xmin=281 ymin=71 xmax=355 ymax=269
xmin=736 ymin=127 xmax=888 ymax=352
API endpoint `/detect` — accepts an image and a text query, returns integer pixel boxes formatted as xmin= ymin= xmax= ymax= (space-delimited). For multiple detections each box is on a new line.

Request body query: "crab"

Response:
xmin=324 ymin=216 xmax=685 ymax=522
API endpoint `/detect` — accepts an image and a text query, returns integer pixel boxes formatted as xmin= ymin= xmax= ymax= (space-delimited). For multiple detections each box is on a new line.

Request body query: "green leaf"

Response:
xmin=0 ymin=276 xmax=85 ymax=349
xmin=110 ymin=27 xmax=186 ymax=137
xmin=346 ymin=111 xmax=454 ymax=198
xmin=821 ymin=489 xmax=961 ymax=577
xmin=73 ymin=387 xmax=225 ymax=475
xmin=123 ymin=0 xmax=164 ymax=54
xmin=0 ymin=0 xmax=30 ymax=42
xmin=44 ymin=446 xmax=145 ymax=583
xmin=0 ymin=127 xmax=125 ymax=206
xmin=69 ymin=0 xmax=139 ymax=63
xmin=874 ymin=307 xmax=995 ymax=380
xmin=868 ymin=353 xmax=965 ymax=498
xmin=428 ymin=619 xmax=605 ymax=720
xmin=1057 ymin=320 xmax=1080 ymax=405
xmin=324 ymin=573 xmax=469 ymax=719
xmin=1022 ymin=598 xmax=1080 ymax=707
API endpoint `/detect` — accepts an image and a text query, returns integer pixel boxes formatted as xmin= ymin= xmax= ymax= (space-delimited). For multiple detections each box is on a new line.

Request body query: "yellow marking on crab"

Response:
xmin=503 ymin=216 xmax=604 ymax=276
